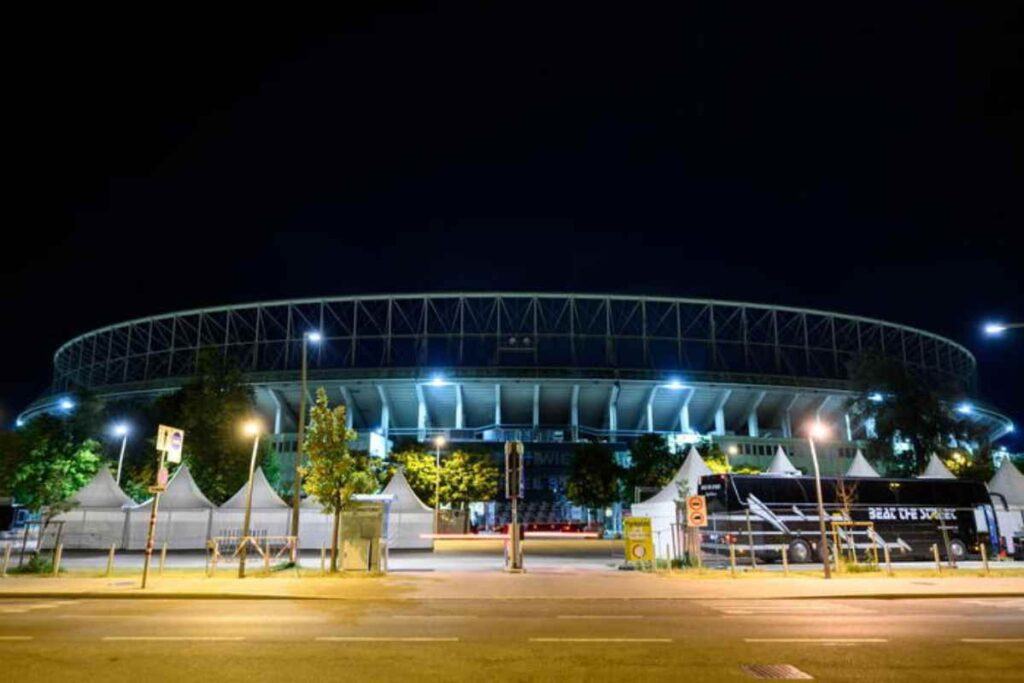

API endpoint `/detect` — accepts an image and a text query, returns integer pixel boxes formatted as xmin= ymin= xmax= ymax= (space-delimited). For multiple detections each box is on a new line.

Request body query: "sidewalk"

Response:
xmin=2 ymin=569 xmax=1023 ymax=602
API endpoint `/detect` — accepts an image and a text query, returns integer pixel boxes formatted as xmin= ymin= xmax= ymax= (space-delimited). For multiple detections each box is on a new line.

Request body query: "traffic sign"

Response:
xmin=686 ymin=494 xmax=708 ymax=527
xmin=623 ymin=517 xmax=654 ymax=563
xmin=504 ymin=441 xmax=524 ymax=499
xmin=157 ymin=424 xmax=185 ymax=464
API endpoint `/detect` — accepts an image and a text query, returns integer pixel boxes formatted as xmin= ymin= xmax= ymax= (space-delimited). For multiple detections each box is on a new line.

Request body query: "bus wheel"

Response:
xmin=948 ymin=538 xmax=967 ymax=560
xmin=788 ymin=539 xmax=812 ymax=564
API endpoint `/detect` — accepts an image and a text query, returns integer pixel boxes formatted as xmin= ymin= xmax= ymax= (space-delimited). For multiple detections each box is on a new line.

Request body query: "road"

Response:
xmin=1 ymin=596 xmax=1021 ymax=681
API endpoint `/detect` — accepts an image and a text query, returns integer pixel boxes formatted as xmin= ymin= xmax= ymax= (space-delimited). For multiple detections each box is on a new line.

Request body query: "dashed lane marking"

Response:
xmin=0 ymin=636 xmax=33 ymax=641
xmin=556 ymin=615 xmax=644 ymax=620
xmin=530 ymin=638 xmax=672 ymax=643
xmin=101 ymin=636 xmax=245 ymax=642
xmin=316 ymin=637 xmax=460 ymax=642
xmin=745 ymin=638 xmax=888 ymax=644
xmin=960 ymin=638 xmax=1024 ymax=643
xmin=705 ymin=601 xmax=875 ymax=616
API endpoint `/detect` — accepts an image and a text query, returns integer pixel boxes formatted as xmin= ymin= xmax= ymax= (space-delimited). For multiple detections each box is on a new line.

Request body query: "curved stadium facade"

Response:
xmin=23 ymin=293 xmax=1013 ymax=494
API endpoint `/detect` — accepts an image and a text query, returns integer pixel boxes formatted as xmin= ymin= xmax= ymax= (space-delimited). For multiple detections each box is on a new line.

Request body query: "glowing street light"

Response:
xmin=59 ymin=398 xmax=75 ymax=411
xmin=291 ymin=331 xmax=323 ymax=540
xmin=433 ymin=434 xmax=447 ymax=533
xmin=806 ymin=420 xmax=832 ymax=579
xmin=726 ymin=444 xmax=739 ymax=472
xmin=956 ymin=402 xmax=974 ymax=415
xmin=111 ymin=423 xmax=131 ymax=485
xmin=239 ymin=420 xmax=262 ymax=579
xmin=868 ymin=392 xmax=885 ymax=403
xmin=983 ymin=322 xmax=1022 ymax=337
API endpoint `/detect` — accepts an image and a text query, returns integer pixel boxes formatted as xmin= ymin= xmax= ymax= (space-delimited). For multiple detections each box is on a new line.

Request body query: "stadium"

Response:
xmin=20 ymin=293 xmax=1013 ymax=506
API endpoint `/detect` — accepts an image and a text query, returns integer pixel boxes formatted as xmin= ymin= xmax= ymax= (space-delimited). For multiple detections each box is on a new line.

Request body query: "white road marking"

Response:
xmin=745 ymin=638 xmax=888 ymax=643
xmin=0 ymin=636 xmax=34 ymax=641
xmin=316 ymin=637 xmax=460 ymax=642
xmin=705 ymin=600 xmax=875 ymax=615
xmin=960 ymin=599 xmax=1024 ymax=612
xmin=530 ymin=638 xmax=672 ymax=643
xmin=102 ymin=636 xmax=245 ymax=642
xmin=0 ymin=600 xmax=78 ymax=614
xmin=960 ymin=638 xmax=1024 ymax=643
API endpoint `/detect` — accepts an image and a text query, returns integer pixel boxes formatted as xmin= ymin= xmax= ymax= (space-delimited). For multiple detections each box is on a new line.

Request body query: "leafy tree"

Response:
xmin=0 ymin=430 xmax=24 ymax=496
xmin=153 ymin=350 xmax=270 ymax=504
xmin=847 ymin=353 xmax=975 ymax=473
xmin=702 ymin=444 xmax=762 ymax=475
xmin=387 ymin=449 xmax=498 ymax=508
xmin=301 ymin=388 xmax=377 ymax=572
xmin=624 ymin=434 xmax=680 ymax=500
xmin=566 ymin=442 xmax=622 ymax=520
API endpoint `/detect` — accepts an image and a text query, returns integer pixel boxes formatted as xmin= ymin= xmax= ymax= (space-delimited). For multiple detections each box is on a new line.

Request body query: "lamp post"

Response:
xmin=290 ymin=331 xmax=322 ymax=540
xmin=112 ymin=423 xmax=130 ymax=486
xmin=239 ymin=420 xmax=262 ymax=579
xmin=807 ymin=421 xmax=831 ymax=579
xmin=433 ymin=435 xmax=446 ymax=534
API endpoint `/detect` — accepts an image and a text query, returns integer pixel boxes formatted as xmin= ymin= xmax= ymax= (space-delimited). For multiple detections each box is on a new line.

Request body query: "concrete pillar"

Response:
xmin=376 ymin=385 xmax=391 ymax=439
xmin=746 ymin=391 xmax=766 ymax=438
xmin=712 ymin=390 xmax=732 ymax=435
xmin=679 ymin=388 xmax=694 ymax=433
xmin=415 ymin=383 xmax=427 ymax=441
xmin=269 ymin=389 xmax=283 ymax=435
xmin=455 ymin=384 xmax=464 ymax=430
xmin=571 ymin=385 xmax=580 ymax=441
xmin=532 ymin=384 xmax=540 ymax=430
xmin=844 ymin=413 xmax=853 ymax=441
xmin=494 ymin=384 xmax=502 ymax=427
xmin=642 ymin=386 xmax=659 ymax=433
xmin=339 ymin=386 xmax=355 ymax=430
xmin=608 ymin=384 xmax=620 ymax=440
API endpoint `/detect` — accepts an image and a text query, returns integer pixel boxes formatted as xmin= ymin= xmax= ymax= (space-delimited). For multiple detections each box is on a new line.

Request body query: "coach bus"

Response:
xmin=698 ymin=474 xmax=997 ymax=564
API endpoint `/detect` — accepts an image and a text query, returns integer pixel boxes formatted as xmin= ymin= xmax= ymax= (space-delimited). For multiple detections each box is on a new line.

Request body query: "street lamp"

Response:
xmin=807 ymin=420 xmax=832 ymax=579
xmin=433 ymin=434 xmax=446 ymax=533
xmin=111 ymin=423 xmax=130 ymax=486
xmin=983 ymin=322 xmax=1023 ymax=337
xmin=59 ymin=398 xmax=75 ymax=412
xmin=239 ymin=420 xmax=262 ymax=579
xmin=291 ymin=330 xmax=322 ymax=540
xmin=726 ymin=444 xmax=738 ymax=472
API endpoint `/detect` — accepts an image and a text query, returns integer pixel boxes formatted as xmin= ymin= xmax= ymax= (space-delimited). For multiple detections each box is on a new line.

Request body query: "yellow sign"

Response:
xmin=623 ymin=516 xmax=654 ymax=563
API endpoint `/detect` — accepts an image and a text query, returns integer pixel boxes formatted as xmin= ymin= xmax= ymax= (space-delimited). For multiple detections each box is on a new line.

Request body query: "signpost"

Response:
xmin=685 ymin=495 xmax=707 ymax=567
xmin=504 ymin=441 xmax=524 ymax=572
xmin=624 ymin=516 xmax=654 ymax=568
xmin=142 ymin=424 xmax=184 ymax=588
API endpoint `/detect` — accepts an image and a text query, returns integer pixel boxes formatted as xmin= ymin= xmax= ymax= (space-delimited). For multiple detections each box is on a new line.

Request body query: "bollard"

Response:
xmin=932 ymin=544 xmax=942 ymax=573
xmin=159 ymin=543 xmax=168 ymax=576
xmin=980 ymin=543 xmax=990 ymax=577
xmin=320 ymin=543 xmax=326 ymax=575
xmin=106 ymin=544 xmax=116 ymax=577
xmin=1 ymin=543 xmax=11 ymax=578
xmin=729 ymin=543 xmax=737 ymax=578
xmin=781 ymin=545 xmax=789 ymax=577
xmin=52 ymin=544 xmax=63 ymax=576
xmin=883 ymin=545 xmax=893 ymax=577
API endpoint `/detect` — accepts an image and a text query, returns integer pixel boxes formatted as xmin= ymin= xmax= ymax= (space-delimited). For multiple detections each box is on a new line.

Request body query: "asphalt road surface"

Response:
xmin=1 ymin=596 xmax=1021 ymax=681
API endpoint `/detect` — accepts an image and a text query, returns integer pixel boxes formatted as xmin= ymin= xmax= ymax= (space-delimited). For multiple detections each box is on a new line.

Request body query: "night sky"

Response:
xmin=3 ymin=5 xmax=1021 ymax=446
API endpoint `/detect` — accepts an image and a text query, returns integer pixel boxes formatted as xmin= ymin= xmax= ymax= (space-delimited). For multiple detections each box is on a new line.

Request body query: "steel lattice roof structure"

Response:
xmin=24 ymin=293 xmax=1012 ymax=444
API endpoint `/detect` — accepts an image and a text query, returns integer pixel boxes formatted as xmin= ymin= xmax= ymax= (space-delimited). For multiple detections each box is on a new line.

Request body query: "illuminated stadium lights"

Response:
xmin=868 ymin=392 xmax=885 ymax=402
xmin=305 ymin=330 xmax=323 ymax=343
xmin=983 ymin=321 xmax=1023 ymax=337
xmin=956 ymin=402 xmax=974 ymax=415
xmin=429 ymin=375 xmax=450 ymax=387
xmin=59 ymin=398 xmax=75 ymax=411
xmin=663 ymin=379 xmax=687 ymax=390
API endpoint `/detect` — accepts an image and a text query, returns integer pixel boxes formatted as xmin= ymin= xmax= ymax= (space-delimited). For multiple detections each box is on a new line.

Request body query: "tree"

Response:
xmin=565 ymin=442 xmax=621 ymax=521
xmin=0 ymin=430 xmax=24 ymax=496
xmin=847 ymin=353 xmax=975 ymax=473
xmin=624 ymin=434 xmax=680 ymax=501
xmin=387 ymin=449 xmax=498 ymax=508
xmin=153 ymin=350 xmax=270 ymax=504
xmin=702 ymin=444 xmax=761 ymax=475
xmin=8 ymin=415 xmax=101 ymax=559
xmin=300 ymin=388 xmax=377 ymax=572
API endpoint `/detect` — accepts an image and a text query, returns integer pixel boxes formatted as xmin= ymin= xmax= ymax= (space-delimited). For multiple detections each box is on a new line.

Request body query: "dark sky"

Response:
xmin=3 ymin=4 xmax=1021 ymax=446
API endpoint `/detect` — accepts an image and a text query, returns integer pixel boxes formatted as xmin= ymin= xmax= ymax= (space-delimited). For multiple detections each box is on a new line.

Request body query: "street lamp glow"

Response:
xmin=15 ymin=418 xmax=25 ymax=428
xmin=664 ymin=379 xmax=687 ymax=390
xmin=429 ymin=374 xmax=449 ymax=387
xmin=808 ymin=421 xmax=830 ymax=440
xmin=306 ymin=331 xmax=322 ymax=343
xmin=243 ymin=420 xmax=261 ymax=437
xmin=112 ymin=423 xmax=129 ymax=437
xmin=956 ymin=402 xmax=974 ymax=415
xmin=868 ymin=392 xmax=884 ymax=403
xmin=433 ymin=435 xmax=447 ymax=448
xmin=59 ymin=398 xmax=75 ymax=411
xmin=983 ymin=323 xmax=1007 ymax=336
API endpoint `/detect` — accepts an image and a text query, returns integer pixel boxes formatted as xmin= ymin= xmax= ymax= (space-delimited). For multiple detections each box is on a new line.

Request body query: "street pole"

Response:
xmin=238 ymin=430 xmax=261 ymax=579
xmin=290 ymin=337 xmax=309 ymax=539
xmin=141 ymin=449 xmax=167 ymax=589
xmin=115 ymin=432 xmax=128 ymax=486
xmin=434 ymin=441 xmax=441 ymax=534
xmin=807 ymin=432 xmax=831 ymax=579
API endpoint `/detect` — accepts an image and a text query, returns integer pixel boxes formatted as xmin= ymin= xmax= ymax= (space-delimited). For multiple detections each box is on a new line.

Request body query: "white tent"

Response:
xmin=380 ymin=468 xmax=434 ymax=549
xmin=765 ymin=446 xmax=801 ymax=476
xmin=212 ymin=468 xmax=291 ymax=538
xmin=918 ymin=453 xmax=956 ymax=480
xmin=845 ymin=450 xmax=881 ymax=478
xmin=631 ymin=447 xmax=712 ymax=558
xmin=298 ymin=494 xmax=335 ymax=550
xmin=125 ymin=464 xmax=214 ymax=549
xmin=988 ymin=459 xmax=1024 ymax=553
xmin=58 ymin=465 xmax=132 ymax=549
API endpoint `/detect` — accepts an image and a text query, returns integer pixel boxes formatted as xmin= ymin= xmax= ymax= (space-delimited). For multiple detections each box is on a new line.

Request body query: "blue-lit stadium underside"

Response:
xmin=25 ymin=293 xmax=1012 ymax=496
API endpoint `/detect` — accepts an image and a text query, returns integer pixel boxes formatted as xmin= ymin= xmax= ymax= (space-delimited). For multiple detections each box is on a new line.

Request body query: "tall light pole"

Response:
xmin=433 ymin=434 xmax=446 ymax=533
xmin=239 ymin=420 xmax=262 ymax=579
xmin=983 ymin=322 xmax=1023 ymax=337
xmin=807 ymin=420 xmax=831 ymax=579
xmin=111 ymin=423 xmax=130 ymax=486
xmin=290 ymin=331 xmax=322 ymax=540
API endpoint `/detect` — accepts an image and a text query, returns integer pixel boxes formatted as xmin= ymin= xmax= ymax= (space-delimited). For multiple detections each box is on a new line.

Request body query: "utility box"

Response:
xmin=340 ymin=501 xmax=387 ymax=572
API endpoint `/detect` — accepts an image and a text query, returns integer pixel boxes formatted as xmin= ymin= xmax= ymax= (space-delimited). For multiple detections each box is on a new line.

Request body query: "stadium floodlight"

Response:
xmin=306 ymin=331 xmax=322 ymax=343
xmin=15 ymin=418 xmax=25 ymax=428
xmin=956 ymin=402 xmax=974 ymax=415
xmin=664 ymin=379 xmax=687 ymax=390
xmin=59 ymin=398 xmax=75 ymax=411
xmin=868 ymin=392 xmax=885 ymax=403
xmin=429 ymin=374 xmax=450 ymax=387
xmin=983 ymin=321 xmax=1023 ymax=337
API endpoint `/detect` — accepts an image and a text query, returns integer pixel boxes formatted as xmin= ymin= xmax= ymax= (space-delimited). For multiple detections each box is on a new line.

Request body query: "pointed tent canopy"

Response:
xmin=133 ymin=464 xmax=215 ymax=509
xmin=220 ymin=468 xmax=288 ymax=509
xmin=70 ymin=465 xmax=134 ymax=508
xmin=988 ymin=458 xmax=1024 ymax=506
xmin=381 ymin=467 xmax=432 ymax=513
xmin=642 ymin=447 xmax=712 ymax=504
xmin=765 ymin=446 xmax=801 ymax=476
xmin=845 ymin=450 xmax=881 ymax=478
xmin=918 ymin=453 xmax=956 ymax=480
